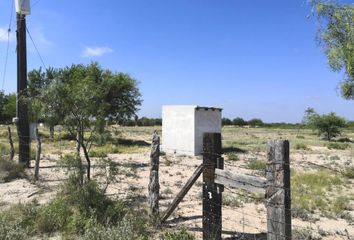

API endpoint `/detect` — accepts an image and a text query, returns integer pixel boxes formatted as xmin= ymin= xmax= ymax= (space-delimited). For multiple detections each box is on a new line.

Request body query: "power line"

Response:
xmin=26 ymin=26 xmax=47 ymax=71
xmin=1 ymin=0 xmax=14 ymax=91
xmin=31 ymin=0 xmax=42 ymax=8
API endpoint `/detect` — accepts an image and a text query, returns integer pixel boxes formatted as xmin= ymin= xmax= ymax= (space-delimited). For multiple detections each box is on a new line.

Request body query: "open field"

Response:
xmin=1 ymin=125 xmax=354 ymax=239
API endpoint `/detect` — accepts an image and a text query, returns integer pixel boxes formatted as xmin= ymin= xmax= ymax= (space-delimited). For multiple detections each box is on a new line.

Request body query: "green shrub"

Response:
xmin=223 ymin=194 xmax=242 ymax=207
xmin=60 ymin=132 xmax=76 ymax=141
xmin=326 ymin=142 xmax=349 ymax=150
xmin=89 ymin=144 xmax=122 ymax=157
xmin=82 ymin=213 xmax=148 ymax=240
xmin=0 ymin=172 xmax=149 ymax=238
xmin=0 ymin=216 xmax=28 ymax=240
xmin=343 ymin=167 xmax=354 ymax=178
xmin=247 ymin=160 xmax=266 ymax=171
xmin=306 ymin=111 xmax=346 ymax=141
xmin=293 ymin=227 xmax=321 ymax=240
xmin=0 ymin=157 xmax=24 ymax=183
xmin=294 ymin=143 xmax=309 ymax=150
xmin=226 ymin=152 xmax=239 ymax=161
xmin=93 ymin=131 xmax=113 ymax=146
xmin=291 ymin=207 xmax=311 ymax=221
xmin=89 ymin=150 xmax=108 ymax=158
xmin=292 ymin=170 xmax=348 ymax=218
xmin=38 ymin=129 xmax=51 ymax=139
xmin=162 ymin=187 xmax=173 ymax=195
xmin=332 ymin=196 xmax=352 ymax=216
xmin=164 ymin=228 xmax=195 ymax=240
xmin=0 ymin=143 xmax=10 ymax=155
xmin=0 ymin=201 xmax=39 ymax=237
xmin=35 ymin=197 xmax=71 ymax=233
xmin=61 ymin=176 xmax=116 ymax=223
xmin=296 ymin=135 xmax=305 ymax=139
xmin=65 ymin=210 xmax=89 ymax=235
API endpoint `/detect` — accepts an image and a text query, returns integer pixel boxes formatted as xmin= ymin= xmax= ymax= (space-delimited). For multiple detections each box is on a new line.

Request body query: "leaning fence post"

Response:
xmin=203 ymin=132 xmax=223 ymax=240
xmin=34 ymin=127 xmax=41 ymax=181
xmin=148 ymin=130 xmax=160 ymax=217
xmin=7 ymin=127 xmax=15 ymax=161
xmin=266 ymin=140 xmax=291 ymax=240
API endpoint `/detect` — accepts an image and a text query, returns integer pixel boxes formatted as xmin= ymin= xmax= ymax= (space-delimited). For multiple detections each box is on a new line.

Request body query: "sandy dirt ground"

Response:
xmin=1 ymin=148 xmax=354 ymax=240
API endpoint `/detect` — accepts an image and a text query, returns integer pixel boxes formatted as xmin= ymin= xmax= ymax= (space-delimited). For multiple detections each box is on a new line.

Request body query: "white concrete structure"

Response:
xmin=162 ymin=105 xmax=222 ymax=156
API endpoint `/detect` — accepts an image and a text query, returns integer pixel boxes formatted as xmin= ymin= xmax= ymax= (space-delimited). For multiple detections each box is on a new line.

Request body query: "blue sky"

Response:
xmin=0 ymin=0 xmax=353 ymax=123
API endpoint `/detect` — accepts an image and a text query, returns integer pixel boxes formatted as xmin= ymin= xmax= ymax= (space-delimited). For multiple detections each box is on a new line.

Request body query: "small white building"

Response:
xmin=162 ymin=105 xmax=222 ymax=156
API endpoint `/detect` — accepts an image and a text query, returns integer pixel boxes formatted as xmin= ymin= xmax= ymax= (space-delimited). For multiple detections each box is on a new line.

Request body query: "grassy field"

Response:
xmin=0 ymin=124 xmax=353 ymax=239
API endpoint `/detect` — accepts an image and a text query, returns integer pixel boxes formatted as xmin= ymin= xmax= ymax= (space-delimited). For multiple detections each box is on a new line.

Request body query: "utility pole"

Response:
xmin=15 ymin=0 xmax=31 ymax=167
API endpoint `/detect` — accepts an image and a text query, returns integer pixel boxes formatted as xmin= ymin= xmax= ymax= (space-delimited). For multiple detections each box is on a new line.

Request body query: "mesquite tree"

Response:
xmin=27 ymin=63 xmax=141 ymax=180
xmin=27 ymin=67 xmax=60 ymax=140
xmin=303 ymin=108 xmax=347 ymax=141
xmin=311 ymin=1 xmax=354 ymax=99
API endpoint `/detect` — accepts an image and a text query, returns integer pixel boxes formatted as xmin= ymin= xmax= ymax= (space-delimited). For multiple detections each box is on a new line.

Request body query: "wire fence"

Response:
xmin=1 ymin=126 xmax=354 ymax=239
xmin=157 ymin=139 xmax=354 ymax=239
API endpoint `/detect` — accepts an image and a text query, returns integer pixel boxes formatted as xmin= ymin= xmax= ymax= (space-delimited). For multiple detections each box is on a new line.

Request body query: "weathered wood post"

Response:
xmin=34 ymin=127 xmax=41 ymax=181
xmin=266 ymin=140 xmax=291 ymax=240
xmin=203 ymin=132 xmax=223 ymax=240
xmin=7 ymin=127 xmax=15 ymax=161
xmin=149 ymin=130 xmax=160 ymax=216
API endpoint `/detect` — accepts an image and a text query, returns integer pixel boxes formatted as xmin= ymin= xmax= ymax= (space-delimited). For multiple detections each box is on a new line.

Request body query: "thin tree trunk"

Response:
xmin=7 ymin=127 xmax=14 ymax=161
xmin=76 ymin=130 xmax=81 ymax=158
xmin=34 ymin=127 xmax=41 ymax=181
xmin=76 ymin=128 xmax=84 ymax=184
xmin=81 ymin=142 xmax=91 ymax=181
xmin=98 ymin=122 xmax=105 ymax=146
xmin=49 ymin=125 xmax=54 ymax=141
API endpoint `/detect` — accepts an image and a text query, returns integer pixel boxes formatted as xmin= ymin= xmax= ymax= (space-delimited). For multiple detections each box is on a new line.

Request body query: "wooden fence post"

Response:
xmin=149 ymin=130 xmax=160 ymax=216
xmin=7 ymin=127 xmax=15 ymax=161
xmin=34 ymin=127 xmax=41 ymax=181
xmin=266 ymin=140 xmax=291 ymax=240
xmin=203 ymin=132 xmax=223 ymax=240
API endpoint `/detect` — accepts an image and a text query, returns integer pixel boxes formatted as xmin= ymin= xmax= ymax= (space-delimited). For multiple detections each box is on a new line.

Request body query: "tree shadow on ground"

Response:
xmin=336 ymin=137 xmax=353 ymax=143
xmin=223 ymin=232 xmax=267 ymax=240
xmin=186 ymin=227 xmax=266 ymax=240
xmin=223 ymin=147 xmax=247 ymax=154
xmin=164 ymin=215 xmax=266 ymax=240
xmin=121 ymin=162 xmax=149 ymax=169
xmin=164 ymin=215 xmax=203 ymax=225
xmin=125 ymin=194 xmax=148 ymax=206
xmin=115 ymin=138 xmax=150 ymax=147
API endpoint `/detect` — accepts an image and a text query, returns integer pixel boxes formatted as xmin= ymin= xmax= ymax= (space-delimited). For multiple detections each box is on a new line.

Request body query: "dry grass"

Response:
xmin=0 ymin=125 xmax=354 ymax=239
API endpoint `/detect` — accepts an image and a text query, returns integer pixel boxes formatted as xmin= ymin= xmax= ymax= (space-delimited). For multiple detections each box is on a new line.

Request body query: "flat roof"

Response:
xmin=195 ymin=106 xmax=223 ymax=111
xmin=162 ymin=105 xmax=222 ymax=111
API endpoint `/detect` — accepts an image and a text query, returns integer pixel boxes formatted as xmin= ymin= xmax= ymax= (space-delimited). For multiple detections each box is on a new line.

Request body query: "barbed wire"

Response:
xmin=1 ymin=129 xmax=352 ymax=239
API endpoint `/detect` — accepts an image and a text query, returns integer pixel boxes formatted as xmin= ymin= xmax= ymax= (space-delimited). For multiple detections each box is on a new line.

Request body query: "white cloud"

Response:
xmin=81 ymin=46 xmax=113 ymax=57
xmin=31 ymin=27 xmax=52 ymax=47
xmin=26 ymin=27 xmax=53 ymax=54
xmin=0 ymin=27 xmax=15 ymax=42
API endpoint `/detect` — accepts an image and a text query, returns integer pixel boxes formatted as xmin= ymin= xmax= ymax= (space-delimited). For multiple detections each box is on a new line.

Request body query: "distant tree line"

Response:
xmin=120 ymin=117 xmax=162 ymax=127
xmin=222 ymin=117 xmax=265 ymax=127
xmin=106 ymin=116 xmax=354 ymax=129
xmin=222 ymin=117 xmax=303 ymax=128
